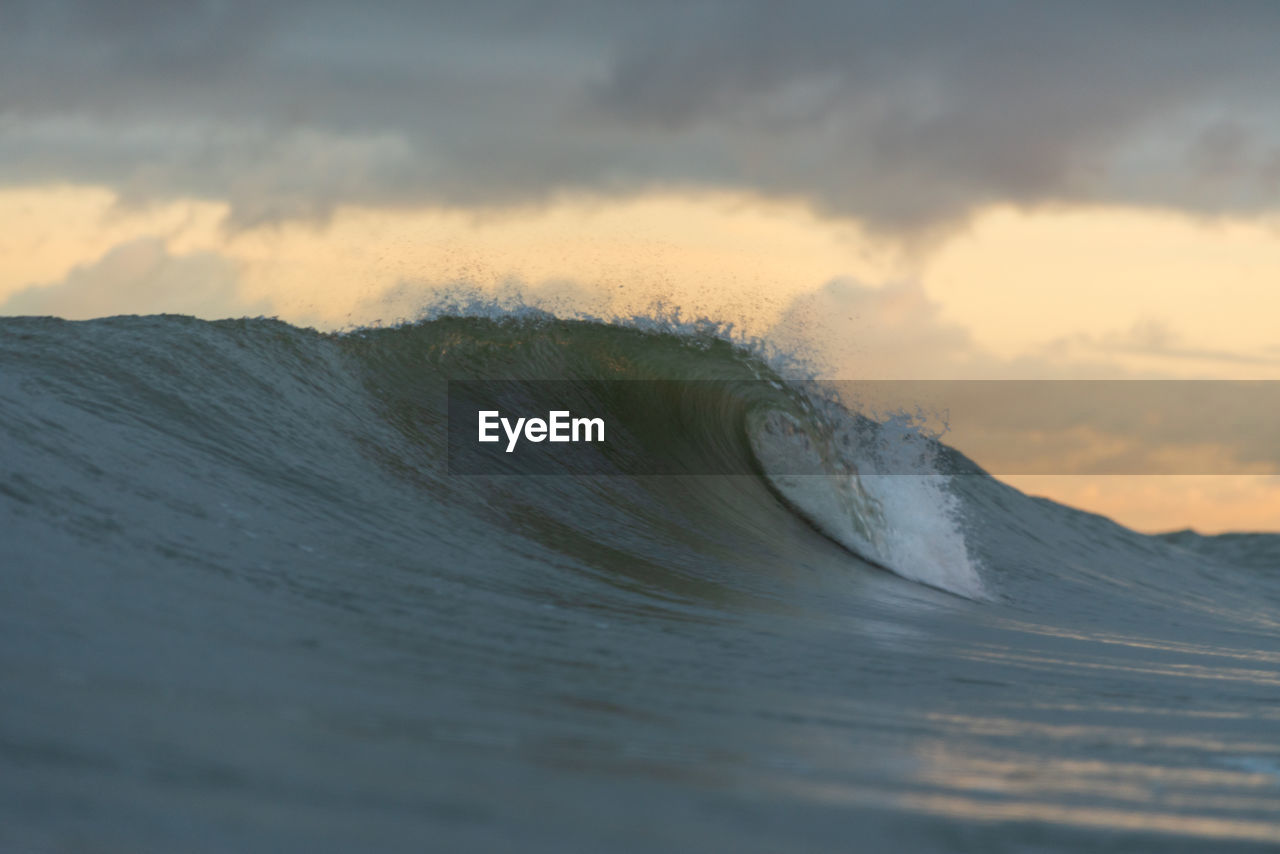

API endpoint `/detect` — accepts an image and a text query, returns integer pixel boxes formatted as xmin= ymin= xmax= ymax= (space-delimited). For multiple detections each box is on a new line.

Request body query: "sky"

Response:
xmin=3 ymin=0 xmax=1279 ymax=532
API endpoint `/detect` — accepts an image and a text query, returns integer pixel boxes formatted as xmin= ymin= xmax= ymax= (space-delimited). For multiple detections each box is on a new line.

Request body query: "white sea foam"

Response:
xmin=751 ymin=407 xmax=987 ymax=600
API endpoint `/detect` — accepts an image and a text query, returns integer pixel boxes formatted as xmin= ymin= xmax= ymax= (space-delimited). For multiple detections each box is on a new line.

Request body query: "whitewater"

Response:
xmin=2 ymin=312 xmax=1279 ymax=852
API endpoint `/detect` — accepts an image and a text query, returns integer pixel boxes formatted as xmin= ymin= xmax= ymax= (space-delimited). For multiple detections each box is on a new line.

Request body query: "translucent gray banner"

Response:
xmin=446 ymin=380 xmax=1280 ymax=475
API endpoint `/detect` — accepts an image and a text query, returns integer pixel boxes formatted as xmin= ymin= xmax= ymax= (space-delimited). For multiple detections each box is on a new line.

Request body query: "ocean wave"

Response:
xmin=5 ymin=310 xmax=1279 ymax=611
xmin=6 ymin=310 xmax=1280 ymax=852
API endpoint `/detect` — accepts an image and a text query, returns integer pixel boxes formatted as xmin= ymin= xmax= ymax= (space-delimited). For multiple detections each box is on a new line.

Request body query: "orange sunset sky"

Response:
xmin=4 ymin=4 xmax=1279 ymax=533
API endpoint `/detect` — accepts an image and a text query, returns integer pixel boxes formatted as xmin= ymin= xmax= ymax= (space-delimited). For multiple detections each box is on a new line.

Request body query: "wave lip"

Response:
xmin=749 ymin=407 xmax=987 ymax=600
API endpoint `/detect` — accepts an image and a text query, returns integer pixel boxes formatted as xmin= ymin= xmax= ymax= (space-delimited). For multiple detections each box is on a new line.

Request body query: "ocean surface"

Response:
xmin=2 ymin=313 xmax=1279 ymax=853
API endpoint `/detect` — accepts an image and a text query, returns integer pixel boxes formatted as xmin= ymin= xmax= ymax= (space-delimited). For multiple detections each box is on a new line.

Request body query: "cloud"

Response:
xmin=1099 ymin=319 xmax=1280 ymax=365
xmin=4 ymin=2 xmax=1280 ymax=230
xmin=1035 ymin=319 xmax=1280 ymax=367
xmin=0 ymin=237 xmax=269 ymax=319
xmin=768 ymin=279 xmax=982 ymax=378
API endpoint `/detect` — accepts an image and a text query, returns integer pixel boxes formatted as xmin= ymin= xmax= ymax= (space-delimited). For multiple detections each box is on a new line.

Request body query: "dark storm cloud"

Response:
xmin=4 ymin=0 xmax=1280 ymax=229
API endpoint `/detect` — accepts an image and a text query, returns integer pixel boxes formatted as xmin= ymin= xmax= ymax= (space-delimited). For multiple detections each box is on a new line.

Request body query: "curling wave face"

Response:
xmin=3 ymin=312 xmax=1280 ymax=853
